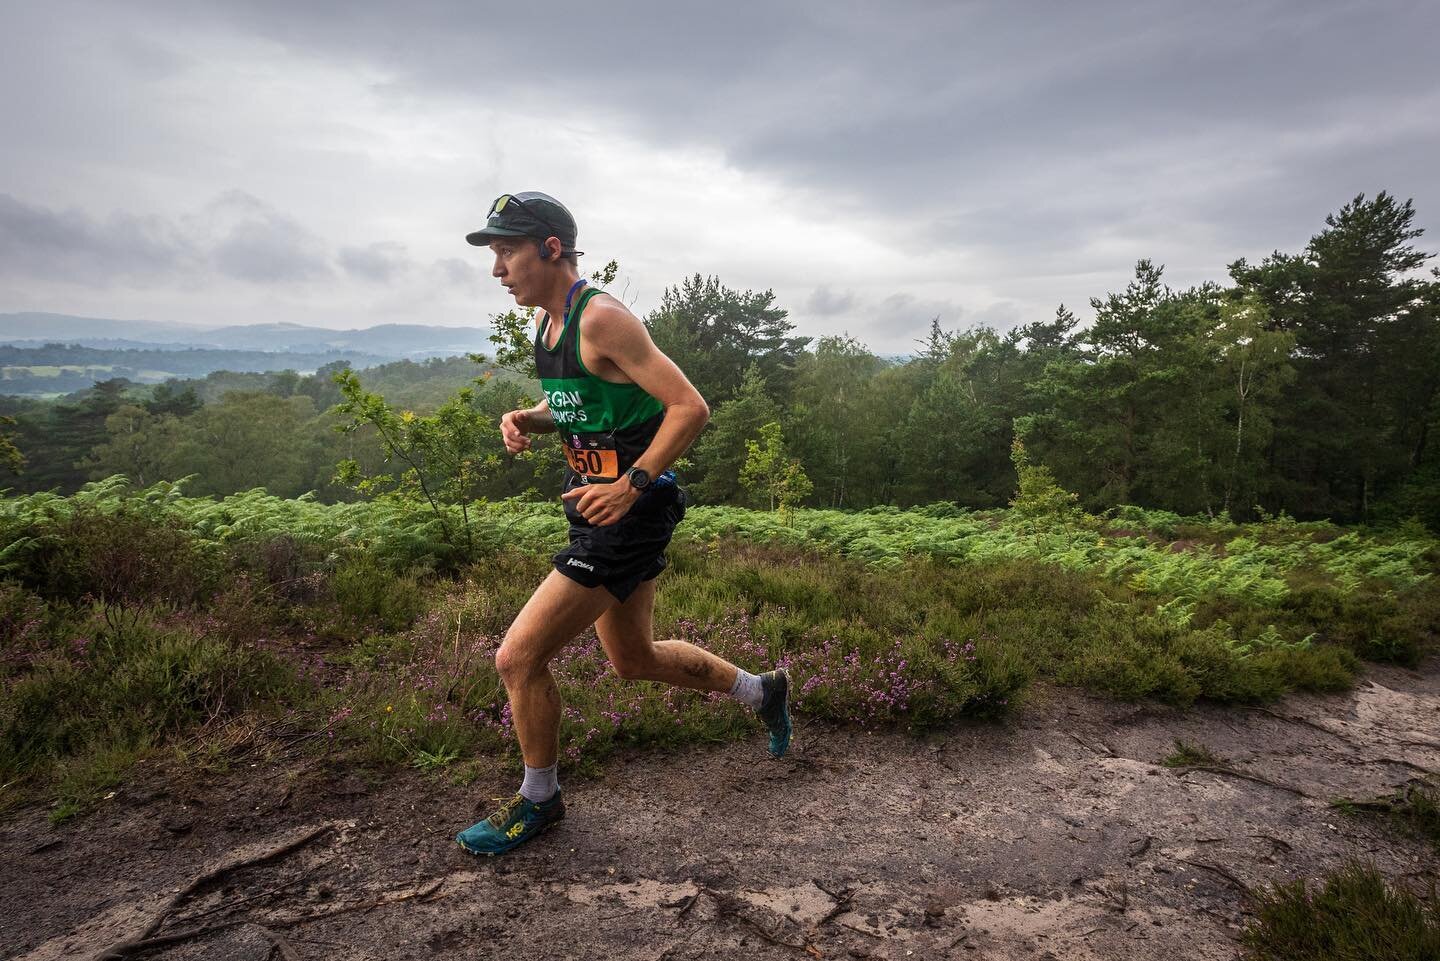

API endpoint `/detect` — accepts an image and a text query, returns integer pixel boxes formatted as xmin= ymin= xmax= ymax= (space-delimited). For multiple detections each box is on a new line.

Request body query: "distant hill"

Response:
xmin=0 ymin=312 xmax=497 ymax=397
xmin=0 ymin=343 xmax=392 ymax=396
xmin=0 ymin=313 xmax=493 ymax=358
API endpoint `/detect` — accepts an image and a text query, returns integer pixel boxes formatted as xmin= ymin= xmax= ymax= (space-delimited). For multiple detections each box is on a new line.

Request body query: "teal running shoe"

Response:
xmin=456 ymin=791 xmax=565 ymax=855
xmin=757 ymin=669 xmax=792 ymax=757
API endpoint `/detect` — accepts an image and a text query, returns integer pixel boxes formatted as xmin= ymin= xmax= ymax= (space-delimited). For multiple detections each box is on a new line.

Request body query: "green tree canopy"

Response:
xmin=646 ymin=274 xmax=810 ymax=405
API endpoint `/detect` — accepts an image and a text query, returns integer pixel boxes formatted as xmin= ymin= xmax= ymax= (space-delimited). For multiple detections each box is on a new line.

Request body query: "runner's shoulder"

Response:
xmin=577 ymin=292 xmax=649 ymax=349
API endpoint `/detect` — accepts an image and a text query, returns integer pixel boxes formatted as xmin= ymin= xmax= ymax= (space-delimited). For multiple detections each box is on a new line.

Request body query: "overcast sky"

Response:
xmin=2 ymin=1 xmax=1437 ymax=353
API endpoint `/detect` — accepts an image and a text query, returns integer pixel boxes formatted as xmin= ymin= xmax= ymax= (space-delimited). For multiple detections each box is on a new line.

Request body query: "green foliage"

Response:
xmin=646 ymin=274 xmax=810 ymax=405
xmin=1212 ymin=294 xmax=1296 ymax=516
xmin=740 ymin=421 xmax=812 ymax=513
xmin=0 ymin=479 xmax=1435 ymax=812
xmin=1160 ymin=739 xmax=1222 ymax=767
xmin=1232 ymin=191 xmax=1437 ymax=523
xmin=1240 ymin=862 xmax=1440 ymax=961
xmin=0 ymin=496 xmax=220 ymax=610
xmin=80 ymin=404 xmax=183 ymax=488
xmin=0 ymin=414 xmax=22 ymax=474
xmin=1009 ymin=438 xmax=1082 ymax=519
xmin=332 ymin=367 xmax=504 ymax=553
xmin=786 ymin=335 xmax=889 ymax=509
xmin=688 ymin=364 xmax=782 ymax=505
xmin=0 ymin=604 xmax=296 ymax=815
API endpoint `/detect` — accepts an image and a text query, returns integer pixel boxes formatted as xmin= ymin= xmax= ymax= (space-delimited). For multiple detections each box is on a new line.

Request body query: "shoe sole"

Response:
xmin=455 ymin=811 xmax=565 ymax=856
xmin=764 ymin=668 xmax=793 ymax=758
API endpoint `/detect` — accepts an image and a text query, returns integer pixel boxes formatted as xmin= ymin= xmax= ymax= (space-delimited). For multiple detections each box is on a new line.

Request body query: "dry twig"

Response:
xmin=1177 ymin=858 xmax=1253 ymax=896
xmin=812 ymin=880 xmax=856 ymax=927
xmin=700 ymin=886 xmax=809 ymax=951
xmin=1179 ymin=765 xmax=1311 ymax=798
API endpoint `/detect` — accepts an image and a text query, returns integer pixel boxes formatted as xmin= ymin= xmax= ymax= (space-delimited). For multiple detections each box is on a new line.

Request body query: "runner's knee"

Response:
xmin=495 ymin=636 xmax=542 ymax=685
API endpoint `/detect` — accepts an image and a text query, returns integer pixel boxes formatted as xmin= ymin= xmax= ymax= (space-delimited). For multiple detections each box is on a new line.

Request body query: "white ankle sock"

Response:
xmin=519 ymin=763 xmax=558 ymax=803
xmin=730 ymin=669 xmax=764 ymax=710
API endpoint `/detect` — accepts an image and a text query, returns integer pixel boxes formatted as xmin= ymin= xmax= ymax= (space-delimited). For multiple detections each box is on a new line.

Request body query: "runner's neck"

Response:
xmin=537 ymin=273 xmax=586 ymax=330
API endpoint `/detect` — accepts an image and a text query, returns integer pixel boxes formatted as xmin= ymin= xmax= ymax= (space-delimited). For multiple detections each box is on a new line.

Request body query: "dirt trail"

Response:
xmin=3 ymin=662 xmax=1437 ymax=961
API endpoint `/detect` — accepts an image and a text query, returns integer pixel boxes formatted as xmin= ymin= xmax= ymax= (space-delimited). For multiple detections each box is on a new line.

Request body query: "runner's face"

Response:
xmin=489 ymin=238 xmax=549 ymax=307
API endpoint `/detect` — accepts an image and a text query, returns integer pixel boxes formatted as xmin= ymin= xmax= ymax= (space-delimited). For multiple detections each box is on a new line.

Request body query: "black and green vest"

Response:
xmin=535 ymin=286 xmax=664 ymax=483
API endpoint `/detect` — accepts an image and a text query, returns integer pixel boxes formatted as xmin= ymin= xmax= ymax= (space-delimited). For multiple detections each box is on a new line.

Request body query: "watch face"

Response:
xmin=628 ymin=467 xmax=651 ymax=489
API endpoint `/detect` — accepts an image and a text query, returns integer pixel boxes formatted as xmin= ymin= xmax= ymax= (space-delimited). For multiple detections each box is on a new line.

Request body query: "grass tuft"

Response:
xmin=1161 ymin=739 xmax=1224 ymax=768
xmin=1240 ymin=862 xmax=1440 ymax=961
xmin=1333 ymin=780 xmax=1440 ymax=852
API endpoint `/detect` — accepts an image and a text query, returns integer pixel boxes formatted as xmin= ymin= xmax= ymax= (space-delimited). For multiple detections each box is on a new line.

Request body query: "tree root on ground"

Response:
xmin=93 ymin=823 xmax=336 ymax=960
xmin=1177 ymin=765 xmax=1311 ymax=798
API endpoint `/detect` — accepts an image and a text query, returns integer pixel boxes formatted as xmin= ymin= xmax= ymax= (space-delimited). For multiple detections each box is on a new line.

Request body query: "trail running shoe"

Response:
xmin=757 ymin=669 xmax=792 ymax=758
xmin=456 ymin=791 xmax=565 ymax=856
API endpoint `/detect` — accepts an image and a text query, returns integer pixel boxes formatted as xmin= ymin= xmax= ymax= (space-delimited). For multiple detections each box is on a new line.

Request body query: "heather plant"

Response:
xmin=1240 ymin=862 xmax=1440 ymax=961
xmin=0 ymin=495 xmax=220 ymax=611
xmin=330 ymin=553 xmax=429 ymax=632
xmin=335 ymin=541 xmax=1364 ymax=777
xmin=0 ymin=602 xmax=296 ymax=820
xmin=1161 ymin=739 xmax=1223 ymax=768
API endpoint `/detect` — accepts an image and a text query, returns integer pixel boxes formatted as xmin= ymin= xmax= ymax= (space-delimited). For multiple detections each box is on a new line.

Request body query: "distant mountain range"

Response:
xmin=0 ymin=312 xmax=493 ymax=358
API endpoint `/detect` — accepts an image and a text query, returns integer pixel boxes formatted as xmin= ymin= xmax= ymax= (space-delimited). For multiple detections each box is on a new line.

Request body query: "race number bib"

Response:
xmin=563 ymin=433 xmax=619 ymax=481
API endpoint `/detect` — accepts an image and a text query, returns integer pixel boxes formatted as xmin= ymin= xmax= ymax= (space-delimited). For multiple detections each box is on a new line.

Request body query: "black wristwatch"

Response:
xmin=625 ymin=466 xmax=652 ymax=491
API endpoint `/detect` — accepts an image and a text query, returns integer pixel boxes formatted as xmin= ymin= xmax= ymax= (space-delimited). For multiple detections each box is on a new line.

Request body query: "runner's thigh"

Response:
xmin=505 ymin=570 xmax=618 ymax=664
xmin=594 ymin=577 xmax=657 ymax=662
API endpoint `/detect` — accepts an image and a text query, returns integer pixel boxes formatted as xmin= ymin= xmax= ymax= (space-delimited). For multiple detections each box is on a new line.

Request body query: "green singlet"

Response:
xmin=535 ymin=286 xmax=664 ymax=484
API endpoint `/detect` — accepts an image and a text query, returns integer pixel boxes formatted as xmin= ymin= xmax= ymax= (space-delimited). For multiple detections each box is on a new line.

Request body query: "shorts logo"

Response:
xmin=566 ymin=558 xmax=595 ymax=572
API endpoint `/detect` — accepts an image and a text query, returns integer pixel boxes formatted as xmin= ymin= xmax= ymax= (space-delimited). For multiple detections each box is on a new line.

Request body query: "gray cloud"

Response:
xmin=0 ymin=190 xmax=335 ymax=287
xmin=108 ymin=30 xmax=193 ymax=81
xmin=110 ymin=2 xmax=1436 ymax=285
xmin=0 ymin=192 xmax=199 ymax=284
xmin=199 ymin=191 xmax=333 ymax=285
xmin=433 ymin=257 xmax=483 ymax=291
xmin=808 ymin=292 xmax=968 ymax=353
xmin=340 ymin=241 xmax=413 ymax=283
xmin=805 ymin=286 xmax=856 ymax=316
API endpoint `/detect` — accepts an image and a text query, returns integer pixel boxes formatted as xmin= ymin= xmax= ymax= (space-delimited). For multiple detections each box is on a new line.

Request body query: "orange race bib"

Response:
xmin=563 ymin=434 xmax=619 ymax=481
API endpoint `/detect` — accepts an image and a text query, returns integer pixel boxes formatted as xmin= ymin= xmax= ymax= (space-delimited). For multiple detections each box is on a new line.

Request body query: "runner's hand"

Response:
xmin=561 ymin=482 xmax=639 ymax=526
xmin=500 ymin=410 xmax=532 ymax=453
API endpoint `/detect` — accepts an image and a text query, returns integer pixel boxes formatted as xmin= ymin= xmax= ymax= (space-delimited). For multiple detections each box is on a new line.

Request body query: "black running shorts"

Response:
xmin=552 ymin=475 xmax=687 ymax=602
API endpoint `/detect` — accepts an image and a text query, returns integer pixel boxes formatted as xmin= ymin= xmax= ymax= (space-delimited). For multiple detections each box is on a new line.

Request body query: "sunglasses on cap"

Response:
xmin=488 ymin=194 xmax=568 ymax=238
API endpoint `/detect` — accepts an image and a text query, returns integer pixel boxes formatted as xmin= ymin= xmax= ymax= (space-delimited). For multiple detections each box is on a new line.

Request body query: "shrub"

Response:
xmin=330 ymin=553 xmax=429 ymax=632
xmin=0 ymin=608 xmax=296 ymax=815
xmin=1241 ymin=862 xmax=1440 ymax=961
xmin=14 ymin=507 xmax=219 ymax=609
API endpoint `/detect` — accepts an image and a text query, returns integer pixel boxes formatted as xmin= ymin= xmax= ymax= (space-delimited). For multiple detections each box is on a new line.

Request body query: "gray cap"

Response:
xmin=466 ymin=191 xmax=582 ymax=255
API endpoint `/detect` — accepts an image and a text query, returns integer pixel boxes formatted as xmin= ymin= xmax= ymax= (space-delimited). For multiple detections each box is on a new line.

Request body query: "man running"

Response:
xmin=455 ymin=191 xmax=792 ymax=856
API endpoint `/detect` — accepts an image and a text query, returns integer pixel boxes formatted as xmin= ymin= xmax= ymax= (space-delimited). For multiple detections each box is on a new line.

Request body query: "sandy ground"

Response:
xmin=2 ymin=662 xmax=1436 ymax=961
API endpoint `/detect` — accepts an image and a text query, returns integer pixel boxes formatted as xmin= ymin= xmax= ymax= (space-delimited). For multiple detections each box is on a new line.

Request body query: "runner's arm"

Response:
xmin=580 ymin=303 xmax=710 ymax=476
xmin=520 ymin=398 xmax=555 ymax=433
xmin=500 ymin=398 xmax=554 ymax=454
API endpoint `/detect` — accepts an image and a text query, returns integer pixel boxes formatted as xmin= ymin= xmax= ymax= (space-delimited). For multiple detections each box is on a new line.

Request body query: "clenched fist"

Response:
xmin=500 ymin=409 xmax=533 ymax=453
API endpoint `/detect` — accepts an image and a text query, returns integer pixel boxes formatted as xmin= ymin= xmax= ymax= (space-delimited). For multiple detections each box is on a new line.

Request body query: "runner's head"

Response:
xmin=468 ymin=191 xmax=583 ymax=307
xmin=467 ymin=191 xmax=582 ymax=264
